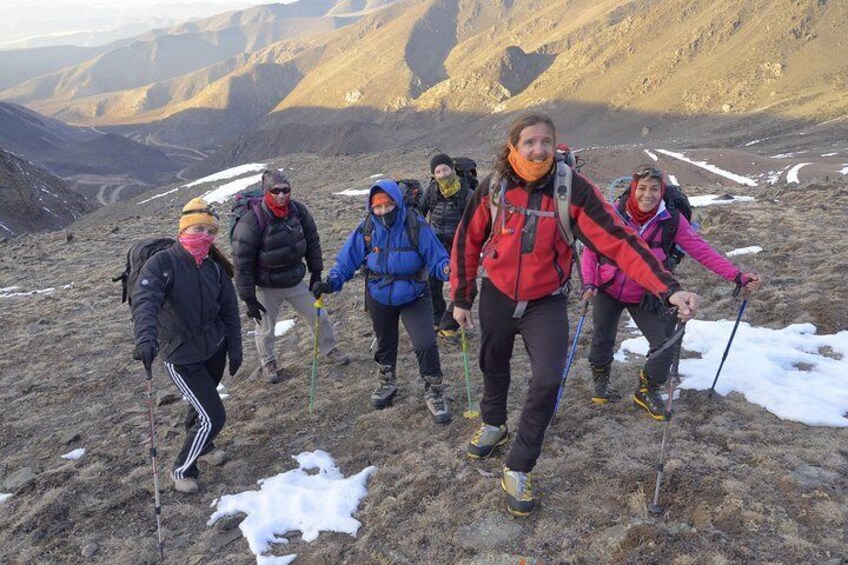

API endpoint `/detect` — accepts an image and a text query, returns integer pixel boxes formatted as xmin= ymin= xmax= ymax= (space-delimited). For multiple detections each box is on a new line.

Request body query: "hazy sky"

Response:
xmin=0 ymin=0 xmax=298 ymax=49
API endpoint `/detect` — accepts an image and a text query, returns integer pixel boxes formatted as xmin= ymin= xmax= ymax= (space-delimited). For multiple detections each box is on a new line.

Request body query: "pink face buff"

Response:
xmin=179 ymin=232 xmax=215 ymax=265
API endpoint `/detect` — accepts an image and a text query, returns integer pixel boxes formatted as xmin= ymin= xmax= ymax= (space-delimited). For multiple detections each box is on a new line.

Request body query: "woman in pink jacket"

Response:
xmin=581 ymin=165 xmax=761 ymax=420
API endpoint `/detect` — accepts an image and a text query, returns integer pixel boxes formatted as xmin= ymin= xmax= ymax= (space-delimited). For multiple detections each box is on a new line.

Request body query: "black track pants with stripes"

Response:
xmin=164 ymin=344 xmax=227 ymax=479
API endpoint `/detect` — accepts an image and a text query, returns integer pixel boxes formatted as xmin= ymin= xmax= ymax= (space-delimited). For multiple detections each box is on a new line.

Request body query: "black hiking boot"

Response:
xmin=467 ymin=423 xmax=508 ymax=459
xmin=501 ymin=467 xmax=535 ymax=517
xmin=590 ymin=364 xmax=620 ymax=404
xmin=633 ymin=370 xmax=667 ymax=421
xmin=371 ymin=365 xmax=397 ymax=408
xmin=423 ymin=375 xmax=451 ymax=424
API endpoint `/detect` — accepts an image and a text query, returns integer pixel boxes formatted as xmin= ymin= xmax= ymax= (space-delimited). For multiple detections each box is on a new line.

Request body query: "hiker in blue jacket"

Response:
xmin=312 ymin=179 xmax=453 ymax=423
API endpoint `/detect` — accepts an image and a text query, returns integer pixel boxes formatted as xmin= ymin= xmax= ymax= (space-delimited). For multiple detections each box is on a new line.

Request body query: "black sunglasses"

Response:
xmin=633 ymin=167 xmax=663 ymax=180
xmin=269 ymin=185 xmax=291 ymax=195
xmin=181 ymin=206 xmax=220 ymax=220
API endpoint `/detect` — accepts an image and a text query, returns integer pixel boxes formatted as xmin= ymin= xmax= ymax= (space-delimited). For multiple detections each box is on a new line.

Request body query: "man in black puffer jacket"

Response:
xmin=419 ymin=153 xmax=471 ymax=341
xmin=232 ymin=170 xmax=348 ymax=383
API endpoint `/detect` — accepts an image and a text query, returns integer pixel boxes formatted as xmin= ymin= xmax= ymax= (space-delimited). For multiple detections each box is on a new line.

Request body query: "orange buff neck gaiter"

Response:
xmin=507 ymin=143 xmax=554 ymax=183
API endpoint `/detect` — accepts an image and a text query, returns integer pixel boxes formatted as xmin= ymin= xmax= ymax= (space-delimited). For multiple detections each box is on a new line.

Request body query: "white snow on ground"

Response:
xmin=786 ymin=163 xmax=811 ymax=184
xmin=0 ymin=287 xmax=55 ymax=298
xmin=689 ymin=194 xmax=755 ymax=207
xmin=0 ymin=221 xmax=14 ymax=234
xmin=745 ymin=139 xmax=762 ymax=146
xmin=839 ymin=165 xmax=848 ymax=175
xmin=208 ymin=450 xmax=376 ymax=564
xmin=0 ymin=493 xmax=11 ymax=504
xmin=334 ymin=188 xmax=371 ymax=196
xmin=217 ymin=383 xmax=230 ymax=400
xmin=0 ymin=286 xmax=19 ymax=293
xmin=668 ymin=174 xmax=679 ymax=185
xmin=203 ymin=174 xmax=263 ymax=204
xmin=369 ymin=173 xmax=385 ymax=179
xmin=656 ymin=149 xmax=758 ymax=187
xmin=60 ymin=448 xmax=85 ymax=460
xmin=643 ymin=149 xmax=659 ymax=162
xmin=771 ymin=151 xmax=808 ymax=159
xmin=727 ymin=246 xmax=763 ymax=257
xmin=615 ymin=320 xmax=848 ymax=427
xmin=822 ymin=152 xmax=838 ymax=157
xmin=274 ymin=320 xmax=296 ymax=337
xmin=138 ymin=163 xmax=267 ymax=205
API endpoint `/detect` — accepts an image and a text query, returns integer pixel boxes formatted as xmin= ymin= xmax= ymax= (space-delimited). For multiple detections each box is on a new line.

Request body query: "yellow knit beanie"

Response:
xmin=179 ymin=197 xmax=219 ymax=233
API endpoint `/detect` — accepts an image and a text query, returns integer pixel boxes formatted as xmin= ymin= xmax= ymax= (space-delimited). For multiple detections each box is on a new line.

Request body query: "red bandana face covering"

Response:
xmin=264 ymin=191 xmax=290 ymax=218
xmin=179 ymin=232 xmax=215 ymax=265
xmin=626 ymin=179 xmax=665 ymax=225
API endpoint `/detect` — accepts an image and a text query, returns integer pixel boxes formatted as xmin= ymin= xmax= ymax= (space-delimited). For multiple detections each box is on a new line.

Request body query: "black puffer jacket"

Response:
xmin=419 ymin=177 xmax=471 ymax=242
xmin=132 ymin=244 xmax=242 ymax=366
xmin=231 ymin=199 xmax=322 ymax=298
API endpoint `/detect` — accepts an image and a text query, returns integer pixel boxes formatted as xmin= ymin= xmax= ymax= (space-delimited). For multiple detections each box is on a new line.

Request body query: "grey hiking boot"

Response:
xmin=198 ymin=449 xmax=228 ymax=467
xmin=371 ymin=365 xmax=397 ymax=408
xmin=591 ymin=364 xmax=620 ymax=404
xmin=324 ymin=347 xmax=350 ymax=365
xmin=501 ymin=467 xmax=535 ymax=517
xmin=467 ymin=423 xmax=508 ymax=459
xmin=169 ymin=471 xmax=198 ymax=494
xmin=423 ymin=375 xmax=451 ymax=424
xmin=260 ymin=359 xmax=282 ymax=384
xmin=633 ymin=370 xmax=667 ymax=421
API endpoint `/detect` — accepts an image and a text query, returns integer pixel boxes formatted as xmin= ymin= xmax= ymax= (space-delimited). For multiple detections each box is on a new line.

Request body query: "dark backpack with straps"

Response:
xmin=397 ymin=179 xmax=423 ymax=211
xmin=229 ymin=187 xmax=268 ymax=243
xmin=360 ymin=209 xmax=428 ymax=285
xmin=113 ymin=238 xmax=175 ymax=306
xmin=616 ymin=183 xmax=693 ymax=270
xmin=453 ymin=157 xmax=479 ymax=190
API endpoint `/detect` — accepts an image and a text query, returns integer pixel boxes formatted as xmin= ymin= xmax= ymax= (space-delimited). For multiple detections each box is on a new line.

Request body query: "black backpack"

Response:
xmin=453 ymin=157 xmax=479 ymax=190
xmin=396 ymin=179 xmax=423 ymax=211
xmin=113 ymin=238 xmax=175 ymax=306
xmin=616 ymin=183 xmax=693 ymax=270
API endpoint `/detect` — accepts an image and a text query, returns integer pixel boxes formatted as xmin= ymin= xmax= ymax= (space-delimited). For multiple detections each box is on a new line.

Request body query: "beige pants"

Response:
xmin=255 ymin=282 xmax=337 ymax=365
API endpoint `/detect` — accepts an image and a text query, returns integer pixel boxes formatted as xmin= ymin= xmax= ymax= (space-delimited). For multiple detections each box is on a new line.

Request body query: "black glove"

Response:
xmin=244 ymin=297 xmax=266 ymax=321
xmin=308 ymin=272 xmax=322 ymax=293
xmin=229 ymin=354 xmax=242 ymax=376
xmin=312 ymin=279 xmax=332 ymax=299
xmin=133 ymin=341 xmax=158 ymax=370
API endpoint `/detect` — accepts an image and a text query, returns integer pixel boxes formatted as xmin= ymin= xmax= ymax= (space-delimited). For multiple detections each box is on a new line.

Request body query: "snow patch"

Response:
xmin=61 ymin=448 xmax=85 ymax=460
xmin=0 ymin=286 xmax=55 ymax=298
xmin=839 ymin=165 xmax=848 ymax=175
xmin=138 ymin=163 xmax=267 ymax=205
xmin=688 ymin=194 xmax=755 ymax=207
xmin=208 ymin=450 xmax=376 ymax=564
xmin=0 ymin=493 xmax=11 ymax=504
xmin=334 ymin=188 xmax=371 ymax=196
xmin=786 ymin=163 xmax=811 ymax=184
xmin=203 ymin=174 xmax=263 ymax=204
xmin=274 ymin=319 xmax=296 ymax=337
xmin=668 ymin=174 xmax=679 ymax=185
xmin=727 ymin=246 xmax=763 ymax=257
xmin=369 ymin=173 xmax=385 ymax=179
xmin=643 ymin=149 xmax=658 ymax=162
xmin=821 ymin=152 xmax=838 ymax=157
xmin=0 ymin=222 xmax=14 ymax=234
xmin=744 ymin=139 xmax=762 ymax=146
xmin=656 ymin=150 xmax=758 ymax=186
xmin=616 ymin=321 xmax=848 ymax=427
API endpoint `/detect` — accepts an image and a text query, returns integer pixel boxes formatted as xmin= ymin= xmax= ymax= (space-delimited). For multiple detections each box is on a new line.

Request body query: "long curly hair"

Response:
xmin=493 ymin=111 xmax=557 ymax=179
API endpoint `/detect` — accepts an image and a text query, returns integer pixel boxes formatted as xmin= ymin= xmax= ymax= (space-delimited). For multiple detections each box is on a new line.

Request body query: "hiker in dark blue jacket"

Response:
xmin=312 ymin=179 xmax=453 ymax=423
xmin=132 ymin=197 xmax=242 ymax=494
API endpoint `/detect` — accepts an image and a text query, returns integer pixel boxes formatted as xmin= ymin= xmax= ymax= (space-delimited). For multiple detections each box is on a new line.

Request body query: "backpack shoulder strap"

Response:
xmin=361 ymin=213 xmax=374 ymax=252
xmin=553 ymin=161 xmax=575 ymax=247
xmin=405 ymin=210 xmax=422 ymax=252
xmin=661 ymin=209 xmax=681 ymax=256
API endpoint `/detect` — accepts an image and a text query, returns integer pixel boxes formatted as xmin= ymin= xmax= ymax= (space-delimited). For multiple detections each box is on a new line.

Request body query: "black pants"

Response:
xmin=163 ymin=344 xmax=227 ymax=479
xmin=366 ymin=288 xmax=442 ymax=378
xmin=588 ymin=291 xmax=676 ymax=387
xmin=429 ymin=234 xmax=460 ymax=332
xmin=478 ymin=278 xmax=569 ymax=473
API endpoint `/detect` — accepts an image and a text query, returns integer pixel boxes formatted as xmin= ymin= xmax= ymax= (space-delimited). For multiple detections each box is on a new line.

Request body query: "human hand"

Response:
xmin=453 ymin=306 xmax=475 ymax=329
xmin=245 ymin=297 xmax=266 ymax=321
xmin=133 ymin=341 xmax=158 ymax=370
xmin=668 ymin=291 xmax=700 ymax=321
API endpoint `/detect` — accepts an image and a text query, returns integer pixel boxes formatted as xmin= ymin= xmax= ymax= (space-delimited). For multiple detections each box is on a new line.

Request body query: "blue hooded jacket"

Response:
xmin=328 ymin=180 xmax=450 ymax=306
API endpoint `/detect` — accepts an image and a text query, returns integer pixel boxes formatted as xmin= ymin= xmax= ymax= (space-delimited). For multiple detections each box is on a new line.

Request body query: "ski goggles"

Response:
xmin=181 ymin=206 xmax=220 ymax=220
xmin=633 ymin=167 xmax=663 ymax=180
xmin=268 ymin=184 xmax=291 ymax=195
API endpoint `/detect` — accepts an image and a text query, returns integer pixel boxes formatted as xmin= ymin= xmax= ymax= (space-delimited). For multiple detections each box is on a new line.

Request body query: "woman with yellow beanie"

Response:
xmin=132 ymin=197 xmax=242 ymax=494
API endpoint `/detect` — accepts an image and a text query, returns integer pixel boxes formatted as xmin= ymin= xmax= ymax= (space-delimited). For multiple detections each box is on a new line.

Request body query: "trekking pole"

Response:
xmin=708 ymin=296 xmax=748 ymax=398
xmin=550 ymin=299 xmax=590 ymax=426
xmin=143 ymin=366 xmax=165 ymax=560
xmin=309 ymin=296 xmax=324 ymax=414
xmin=648 ymin=322 xmax=686 ymax=515
xmin=460 ymin=327 xmax=480 ymax=419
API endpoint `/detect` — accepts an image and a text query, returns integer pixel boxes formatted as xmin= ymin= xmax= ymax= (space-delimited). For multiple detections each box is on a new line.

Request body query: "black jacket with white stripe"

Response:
xmin=132 ymin=244 xmax=242 ymax=366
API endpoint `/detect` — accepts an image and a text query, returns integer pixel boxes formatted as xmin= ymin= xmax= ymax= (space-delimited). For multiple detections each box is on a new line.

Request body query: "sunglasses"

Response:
xmin=269 ymin=185 xmax=291 ymax=195
xmin=633 ymin=167 xmax=663 ymax=180
xmin=181 ymin=206 xmax=220 ymax=220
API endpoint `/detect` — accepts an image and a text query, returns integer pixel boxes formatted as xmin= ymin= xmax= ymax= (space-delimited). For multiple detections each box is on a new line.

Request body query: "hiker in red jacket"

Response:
xmin=450 ymin=111 xmax=700 ymax=517
xmin=581 ymin=165 xmax=762 ymax=419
